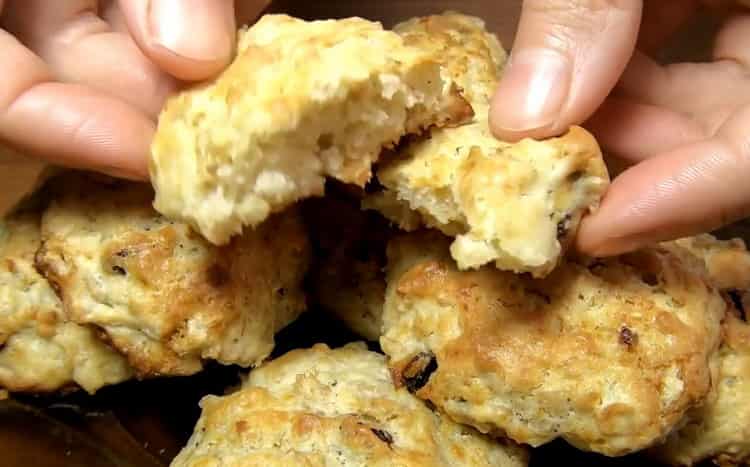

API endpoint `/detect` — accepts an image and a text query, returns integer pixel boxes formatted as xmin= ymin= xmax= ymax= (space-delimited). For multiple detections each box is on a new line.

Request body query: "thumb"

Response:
xmin=118 ymin=0 xmax=237 ymax=82
xmin=490 ymin=0 xmax=642 ymax=141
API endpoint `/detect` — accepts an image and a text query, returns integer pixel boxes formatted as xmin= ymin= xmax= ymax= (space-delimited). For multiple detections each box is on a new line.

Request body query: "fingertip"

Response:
xmin=488 ymin=49 xmax=572 ymax=142
xmin=574 ymin=214 xmax=644 ymax=258
xmin=120 ymin=0 xmax=236 ymax=81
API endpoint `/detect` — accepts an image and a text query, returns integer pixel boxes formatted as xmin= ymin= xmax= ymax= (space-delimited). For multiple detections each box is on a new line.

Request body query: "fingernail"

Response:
xmin=149 ymin=0 xmax=233 ymax=61
xmin=491 ymin=48 xmax=571 ymax=133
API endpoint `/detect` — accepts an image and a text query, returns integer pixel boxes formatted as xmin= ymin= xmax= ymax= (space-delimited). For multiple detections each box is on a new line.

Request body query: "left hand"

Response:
xmin=0 ymin=0 xmax=269 ymax=178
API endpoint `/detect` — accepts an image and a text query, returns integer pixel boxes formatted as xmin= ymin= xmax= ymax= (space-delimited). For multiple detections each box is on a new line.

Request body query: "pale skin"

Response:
xmin=0 ymin=0 xmax=748 ymax=257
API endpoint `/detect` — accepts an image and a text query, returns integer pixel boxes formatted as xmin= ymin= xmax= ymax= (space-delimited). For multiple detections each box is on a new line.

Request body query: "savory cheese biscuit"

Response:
xmin=652 ymin=309 xmax=750 ymax=466
xmin=172 ymin=343 xmax=528 ymax=467
xmin=305 ymin=197 xmax=391 ymax=341
xmin=150 ymin=14 xmax=471 ymax=245
xmin=393 ymin=12 xmax=507 ymax=109
xmin=651 ymin=235 xmax=750 ymax=466
xmin=36 ymin=175 xmax=309 ymax=377
xmin=367 ymin=13 xmax=609 ymax=277
xmin=0 ymin=212 xmax=132 ymax=393
xmin=381 ymin=231 xmax=725 ymax=456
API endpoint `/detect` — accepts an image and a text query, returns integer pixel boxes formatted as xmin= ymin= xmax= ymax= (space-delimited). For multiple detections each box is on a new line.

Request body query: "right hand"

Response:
xmin=489 ymin=1 xmax=750 ymax=257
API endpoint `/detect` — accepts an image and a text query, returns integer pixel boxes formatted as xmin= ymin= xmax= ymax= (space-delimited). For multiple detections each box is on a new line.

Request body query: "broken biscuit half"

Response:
xmin=150 ymin=14 xmax=471 ymax=245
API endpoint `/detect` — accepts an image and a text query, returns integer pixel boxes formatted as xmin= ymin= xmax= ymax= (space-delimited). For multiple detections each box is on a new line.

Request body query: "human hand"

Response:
xmin=490 ymin=1 xmax=750 ymax=256
xmin=0 ymin=0 xmax=269 ymax=180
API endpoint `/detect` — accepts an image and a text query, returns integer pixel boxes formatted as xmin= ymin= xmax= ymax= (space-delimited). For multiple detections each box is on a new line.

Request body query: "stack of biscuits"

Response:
xmin=1 ymin=12 xmax=747 ymax=467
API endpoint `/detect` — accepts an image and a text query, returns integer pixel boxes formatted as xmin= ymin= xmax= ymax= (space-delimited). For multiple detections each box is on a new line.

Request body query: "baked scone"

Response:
xmin=393 ymin=12 xmax=507 ymax=109
xmin=0 ymin=212 xmax=132 ymax=393
xmin=651 ymin=234 xmax=750 ymax=466
xmin=305 ymin=196 xmax=391 ymax=341
xmin=380 ymin=231 xmax=725 ymax=456
xmin=652 ymin=309 xmax=750 ymax=467
xmin=35 ymin=174 xmax=310 ymax=377
xmin=365 ymin=13 xmax=609 ymax=277
xmin=150 ymin=14 xmax=472 ymax=245
xmin=172 ymin=343 xmax=528 ymax=467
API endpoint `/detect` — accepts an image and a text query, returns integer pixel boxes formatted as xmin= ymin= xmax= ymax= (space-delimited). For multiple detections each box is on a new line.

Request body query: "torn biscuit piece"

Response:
xmin=0 ymin=211 xmax=132 ymax=393
xmin=365 ymin=13 xmax=609 ymax=277
xmin=381 ymin=231 xmax=724 ymax=456
xmin=172 ymin=343 xmax=528 ymax=467
xmin=35 ymin=174 xmax=310 ymax=377
xmin=150 ymin=14 xmax=471 ymax=245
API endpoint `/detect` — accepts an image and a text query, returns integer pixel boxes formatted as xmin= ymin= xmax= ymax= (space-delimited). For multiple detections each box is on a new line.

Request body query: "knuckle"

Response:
xmin=522 ymin=0 xmax=641 ymax=53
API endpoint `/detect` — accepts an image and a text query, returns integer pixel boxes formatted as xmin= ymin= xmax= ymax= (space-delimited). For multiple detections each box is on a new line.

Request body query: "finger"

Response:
xmin=618 ymin=50 xmax=747 ymax=120
xmin=4 ymin=0 xmax=176 ymax=117
xmin=118 ymin=0 xmax=235 ymax=81
xmin=489 ymin=0 xmax=642 ymax=141
xmin=585 ymin=96 xmax=705 ymax=163
xmin=577 ymin=107 xmax=750 ymax=256
xmin=0 ymin=29 xmax=152 ymax=179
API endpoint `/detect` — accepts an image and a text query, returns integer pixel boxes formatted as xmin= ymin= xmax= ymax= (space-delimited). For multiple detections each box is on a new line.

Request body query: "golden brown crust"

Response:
xmin=651 ymin=236 xmax=750 ymax=466
xmin=0 ymin=211 xmax=132 ymax=393
xmin=368 ymin=13 xmax=609 ymax=277
xmin=651 ymin=309 xmax=750 ymax=466
xmin=150 ymin=14 xmax=471 ymax=245
xmin=35 ymin=174 xmax=310 ymax=377
xmin=172 ymin=343 xmax=528 ymax=467
xmin=381 ymin=231 xmax=724 ymax=456
xmin=393 ymin=12 xmax=507 ymax=108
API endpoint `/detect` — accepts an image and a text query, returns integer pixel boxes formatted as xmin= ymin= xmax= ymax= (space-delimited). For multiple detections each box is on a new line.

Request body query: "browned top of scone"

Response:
xmin=35 ymin=173 xmax=310 ymax=377
xmin=381 ymin=231 xmax=725 ymax=456
xmin=0 ymin=210 xmax=131 ymax=393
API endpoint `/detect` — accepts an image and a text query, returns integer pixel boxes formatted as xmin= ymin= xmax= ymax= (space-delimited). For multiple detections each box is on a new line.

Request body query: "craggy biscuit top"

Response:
xmin=374 ymin=126 xmax=608 ymax=277
xmin=35 ymin=174 xmax=310 ymax=377
xmin=651 ymin=235 xmax=750 ymax=466
xmin=381 ymin=231 xmax=724 ymax=456
xmin=367 ymin=13 xmax=609 ymax=277
xmin=0 ymin=212 xmax=132 ymax=393
xmin=150 ymin=14 xmax=470 ymax=245
xmin=652 ymin=309 xmax=750 ymax=466
xmin=172 ymin=343 xmax=528 ymax=467
xmin=393 ymin=12 xmax=507 ymax=108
